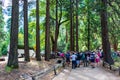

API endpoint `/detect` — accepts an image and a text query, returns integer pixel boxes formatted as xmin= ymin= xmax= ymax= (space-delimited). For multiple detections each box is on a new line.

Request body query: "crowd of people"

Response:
xmin=58 ymin=50 xmax=103 ymax=69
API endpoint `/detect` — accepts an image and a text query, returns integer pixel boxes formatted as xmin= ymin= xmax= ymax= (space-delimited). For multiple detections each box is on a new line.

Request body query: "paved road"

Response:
xmin=53 ymin=66 xmax=120 ymax=80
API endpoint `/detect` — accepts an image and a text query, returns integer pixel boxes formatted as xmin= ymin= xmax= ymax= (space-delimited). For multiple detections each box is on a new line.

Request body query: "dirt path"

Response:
xmin=52 ymin=67 xmax=71 ymax=80
xmin=53 ymin=65 xmax=120 ymax=80
xmin=67 ymin=66 xmax=120 ymax=80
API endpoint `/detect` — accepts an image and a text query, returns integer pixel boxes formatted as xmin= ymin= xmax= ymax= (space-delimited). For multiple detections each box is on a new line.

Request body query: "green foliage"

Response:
xmin=1 ymin=44 xmax=8 ymax=55
xmin=5 ymin=66 xmax=13 ymax=72
xmin=0 ymin=0 xmax=120 ymax=56
xmin=114 ymin=62 xmax=120 ymax=67
xmin=5 ymin=65 xmax=18 ymax=72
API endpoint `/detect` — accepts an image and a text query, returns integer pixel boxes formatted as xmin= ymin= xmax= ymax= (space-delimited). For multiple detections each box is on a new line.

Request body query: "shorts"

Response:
xmin=90 ymin=59 xmax=95 ymax=63
xmin=66 ymin=58 xmax=70 ymax=62
xmin=76 ymin=60 xmax=80 ymax=65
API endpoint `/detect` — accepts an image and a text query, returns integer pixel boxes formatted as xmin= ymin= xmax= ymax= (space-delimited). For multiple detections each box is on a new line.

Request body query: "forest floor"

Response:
xmin=0 ymin=56 xmax=59 ymax=80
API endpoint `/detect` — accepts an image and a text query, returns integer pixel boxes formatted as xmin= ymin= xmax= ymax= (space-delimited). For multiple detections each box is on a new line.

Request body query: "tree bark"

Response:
xmin=7 ymin=0 xmax=19 ymax=68
xmin=70 ymin=0 xmax=74 ymax=51
xmin=76 ymin=0 xmax=79 ymax=51
xmin=24 ymin=0 xmax=30 ymax=62
xmin=54 ymin=0 xmax=59 ymax=52
xmin=73 ymin=0 xmax=75 ymax=51
xmin=87 ymin=0 xmax=90 ymax=51
xmin=101 ymin=0 xmax=114 ymax=65
xmin=87 ymin=12 xmax=90 ymax=51
xmin=45 ymin=0 xmax=50 ymax=61
xmin=113 ymin=38 xmax=118 ymax=51
xmin=36 ymin=0 xmax=41 ymax=61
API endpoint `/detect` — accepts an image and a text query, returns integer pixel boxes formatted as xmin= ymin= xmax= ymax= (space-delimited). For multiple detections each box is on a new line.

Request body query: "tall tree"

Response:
xmin=73 ymin=0 xmax=75 ymax=51
xmin=75 ymin=0 xmax=79 ymax=51
xmin=7 ymin=0 xmax=19 ymax=68
xmin=101 ymin=0 xmax=114 ymax=65
xmin=70 ymin=0 xmax=74 ymax=51
xmin=36 ymin=0 xmax=41 ymax=61
xmin=54 ymin=0 xmax=58 ymax=53
xmin=87 ymin=0 xmax=90 ymax=51
xmin=45 ymin=0 xmax=50 ymax=61
xmin=24 ymin=0 xmax=30 ymax=62
xmin=51 ymin=0 xmax=69 ymax=53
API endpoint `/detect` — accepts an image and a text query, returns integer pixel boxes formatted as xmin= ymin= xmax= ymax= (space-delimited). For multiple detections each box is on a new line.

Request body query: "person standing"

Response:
xmin=76 ymin=52 xmax=81 ymax=67
xmin=71 ymin=53 xmax=77 ymax=69
xmin=90 ymin=51 xmax=95 ymax=68
xmin=65 ymin=52 xmax=71 ymax=66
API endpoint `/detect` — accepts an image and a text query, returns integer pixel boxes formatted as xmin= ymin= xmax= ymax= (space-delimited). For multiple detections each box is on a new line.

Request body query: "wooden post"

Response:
xmin=54 ymin=66 xmax=57 ymax=75
xmin=119 ymin=67 xmax=120 ymax=76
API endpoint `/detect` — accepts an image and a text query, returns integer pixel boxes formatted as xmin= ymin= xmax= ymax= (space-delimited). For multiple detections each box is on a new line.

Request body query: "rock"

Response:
xmin=19 ymin=74 xmax=32 ymax=80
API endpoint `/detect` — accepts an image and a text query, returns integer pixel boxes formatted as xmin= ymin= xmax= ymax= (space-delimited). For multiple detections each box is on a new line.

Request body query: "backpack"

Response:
xmin=66 ymin=53 xmax=70 ymax=58
xmin=90 ymin=53 xmax=95 ymax=60
xmin=76 ymin=54 xmax=81 ymax=60
xmin=81 ymin=53 xmax=85 ymax=60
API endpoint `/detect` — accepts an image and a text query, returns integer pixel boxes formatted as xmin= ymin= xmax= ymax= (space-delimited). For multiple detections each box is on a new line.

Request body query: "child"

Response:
xmin=95 ymin=53 xmax=100 ymax=66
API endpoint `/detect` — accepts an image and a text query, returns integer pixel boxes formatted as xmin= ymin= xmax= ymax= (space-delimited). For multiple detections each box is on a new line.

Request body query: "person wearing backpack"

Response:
xmin=76 ymin=52 xmax=81 ymax=67
xmin=84 ymin=52 xmax=89 ymax=67
xmin=65 ymin=52 xmax=71 ymax=66
xmin=90 ymin=51 xmax=95 ymax=68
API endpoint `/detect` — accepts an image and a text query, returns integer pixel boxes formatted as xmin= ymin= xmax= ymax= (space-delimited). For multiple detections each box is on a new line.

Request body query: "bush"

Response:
xmin=1 ymin=43 xmax=8 ymax=55
xmin=114 ymin=62 xmax=120 ymax=67
xmin=113 ymin=57 xmax=120 ymax=62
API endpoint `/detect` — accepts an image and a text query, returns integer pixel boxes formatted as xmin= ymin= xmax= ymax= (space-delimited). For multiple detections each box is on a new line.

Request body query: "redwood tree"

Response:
xmin=101 ymin=0 xmax=114 ymax=65
xmin=36 ymin=0 xmax=41 ymax=61
xmin=87 ymin=1 xmax=90 ymax=51
xmin=24 ymin=0 xmax=30 ymax=62
xmin=75 ymin=0 xmax=79 ymax=51
xmin=45 ymin=0 xmax=50 ymax=61
xmin=52 ymin=0 xmax=59 ymax=53
xmin=70 ymin=0 xmax=74 ymax=51
xmin=7 ymin=0 xmax=19 ymax=68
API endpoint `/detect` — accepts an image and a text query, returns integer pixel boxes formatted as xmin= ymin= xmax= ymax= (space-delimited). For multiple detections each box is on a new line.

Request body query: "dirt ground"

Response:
xmin=0 ymin=56 xmax=58 ymax=80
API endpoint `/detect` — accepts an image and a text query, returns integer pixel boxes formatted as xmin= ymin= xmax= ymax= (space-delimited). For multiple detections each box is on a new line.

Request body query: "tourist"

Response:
xmin=90 ymin=51 xmax=95 ymax=68
xmin=71 ymin=52 xmax=77 ymax=69
xmin=65 ymin=52 xmax=71 ymax=66
xmin=76 ymin=52 xmax=81 ymax=67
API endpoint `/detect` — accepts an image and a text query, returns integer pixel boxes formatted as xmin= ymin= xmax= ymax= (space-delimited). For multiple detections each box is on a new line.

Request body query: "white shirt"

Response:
xmin=71 ymin=54 xmax=77 ymax=61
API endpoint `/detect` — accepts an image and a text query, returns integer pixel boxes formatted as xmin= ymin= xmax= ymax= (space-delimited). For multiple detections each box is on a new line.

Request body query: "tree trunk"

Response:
xmin=113 ymin=36 xmax=118 ymax=51
xmin=76 ymin=0 xmax=79 ymax=51
xmin=87 ymin=13 xmax=90 ymax=51
xmin=54 ymin=0 xmax=59 ymax=53
xmin=70 ymin=0 xmax=74 ymax=51
xmin=7 ymin=0 xmax=19 ymax=68
xmin=51 ymin=35 xmax=55 ymax=52
xmin=73 ymin=0 xmax=75 ymax=51
xmin=87 ymin=0 xmax=90 ymax=51
xmin=113 ymin=43 xmax=118 ymax=51
xmin=66 ymin=30 xmax=68 ymax=43
xmin=45 ymin=0 xmax=50 ymax=61
xmin=24 ymin=0 xmax=30 ymax=62
xmin=101 ymin=0 xmax=114 ymax=65
xmin=36 ymin=0 xmax=41 ymax=61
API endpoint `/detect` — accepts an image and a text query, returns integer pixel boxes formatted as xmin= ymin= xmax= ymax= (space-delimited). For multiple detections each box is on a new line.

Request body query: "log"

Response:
xmin=0 ymin=58 xmax=5 ymax=61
